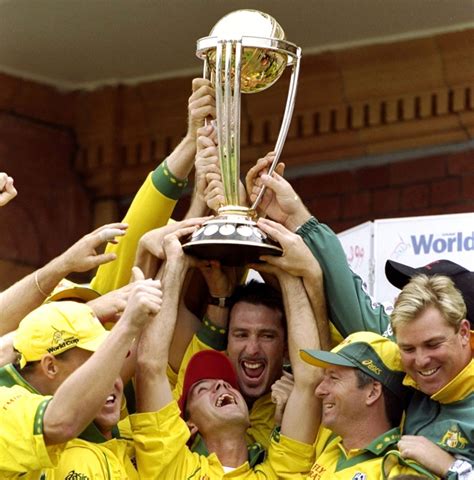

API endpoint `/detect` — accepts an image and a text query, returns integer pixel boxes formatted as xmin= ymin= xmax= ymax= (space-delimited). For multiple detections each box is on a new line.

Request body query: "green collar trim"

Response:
xmin=333 ymin=428 xmax=401 ymax=470
xmin=364 ymin=427 xmax=401 ymax=455
xmin=382 ymin=450 xmax=437 ymax=479
xmin=79 ymin=421 xmax=121 ymax=443
xmin=0 ymin=364 xmax=40 ymax=392
xmin=190 ymin=433 xmax=265 ymax=467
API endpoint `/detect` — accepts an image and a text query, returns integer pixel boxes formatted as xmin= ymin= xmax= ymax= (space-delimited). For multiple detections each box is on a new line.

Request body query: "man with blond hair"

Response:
xmin=248 ymin=168 xmax=473 ymax=479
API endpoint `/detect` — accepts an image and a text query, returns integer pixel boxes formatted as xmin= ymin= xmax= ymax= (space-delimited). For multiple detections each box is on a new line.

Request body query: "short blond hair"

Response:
xmin=391 ymin=274 xmax=466 ymax=333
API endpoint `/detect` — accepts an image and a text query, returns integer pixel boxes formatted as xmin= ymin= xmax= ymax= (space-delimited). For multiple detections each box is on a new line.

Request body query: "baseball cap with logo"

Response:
xmin=385 ymin=259 xmax=474 ymax=328
xmin=178 ymin=350 xmax=239 ymax=414
xmin=14 ymin=301 xmax=109 ymax=368
xmin=46 ymin=279 xmax=101 ymax=303
xmin=300 ymin=331 xmax=406 ymax=398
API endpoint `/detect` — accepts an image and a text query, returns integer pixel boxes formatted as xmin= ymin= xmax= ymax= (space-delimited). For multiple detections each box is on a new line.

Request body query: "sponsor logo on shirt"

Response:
xmin=65 ymin=470 xmax=90 ymax=480
xmin=352 ymin=473 xmax=367 ymax=480
xmin=308 ymin=463 xmax=327 ymax=479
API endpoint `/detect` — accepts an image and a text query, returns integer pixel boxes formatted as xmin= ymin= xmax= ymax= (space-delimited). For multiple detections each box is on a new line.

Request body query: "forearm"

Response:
xmin=279 ymin=274 xmax=322 ymax=443
xmin=302 ymin=271 xmax=331 ymax=351
xmin=44 ymin=320 xmax=140 ymax=444
xmin=136 ymin=260 xmax=188 ymax=412
xmin=0 ymin=256 xmax=69 ymax=335
xmin=165 ymin=135 xmax=196 ymax=180
xmin=280 ymin=274 xmax=321 ymax=386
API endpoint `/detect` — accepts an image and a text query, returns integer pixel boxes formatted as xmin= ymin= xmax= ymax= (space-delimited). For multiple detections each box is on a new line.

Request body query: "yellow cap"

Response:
xmin=46 ymin=279 xmax=101 ymax=303
xmin=14 ymin=301 xmax=109 ymax=368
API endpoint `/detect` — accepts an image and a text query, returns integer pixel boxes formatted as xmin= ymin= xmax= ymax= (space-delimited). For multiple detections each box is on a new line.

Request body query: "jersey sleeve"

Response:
xmin=257 ymin=431 xmax=315 ymax=479
xmin=130 ymin=401 xmax=195 ymax=479
xmin=298 ymin=217 xmax=394 ymax=339
xmin=0 ymin=386 xmax=65 ymax=475
xmin=91 ymin=161 xmax=187 ymax=295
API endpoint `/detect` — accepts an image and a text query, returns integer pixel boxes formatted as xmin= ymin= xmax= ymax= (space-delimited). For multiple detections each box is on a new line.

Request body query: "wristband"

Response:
xmin=208 ymin=295 xmax=230 ymax=308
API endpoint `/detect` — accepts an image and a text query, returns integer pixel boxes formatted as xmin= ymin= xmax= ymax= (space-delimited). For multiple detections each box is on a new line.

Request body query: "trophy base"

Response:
xmin=182 ymin=213 xmax=282 ymax=266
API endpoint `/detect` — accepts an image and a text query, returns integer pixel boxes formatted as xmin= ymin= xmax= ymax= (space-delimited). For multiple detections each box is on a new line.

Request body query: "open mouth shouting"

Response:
xmin=215 ymin=392 xmax=237 ymax=408
xmin=240 ymin=358 xmax=266 ymax=385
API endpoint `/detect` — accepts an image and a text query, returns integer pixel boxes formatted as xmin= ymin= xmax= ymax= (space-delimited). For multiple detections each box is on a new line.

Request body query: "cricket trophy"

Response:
xmin=182 ymin=9 xmax=301 ymax=265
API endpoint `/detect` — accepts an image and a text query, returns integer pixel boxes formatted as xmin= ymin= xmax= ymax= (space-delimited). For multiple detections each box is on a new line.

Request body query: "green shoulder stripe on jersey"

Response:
xmin=197 ymin=317 xmax=228 ymax=351
xmin=335 ymin=428 xmax=401 ymax=471
xmin=33 ymin=398 xmax=52 ymax=435
xmin=382 ymin=450 xmax=437 ymax=479
xmin=0 ymin=364 xmax=39 ymax=392
xmin=152 ymin=159 xmax=188 ymax=200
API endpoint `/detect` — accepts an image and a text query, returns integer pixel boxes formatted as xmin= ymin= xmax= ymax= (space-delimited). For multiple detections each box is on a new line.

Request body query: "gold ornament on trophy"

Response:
xmin=182 ymin=10 xmax=301 ymax=265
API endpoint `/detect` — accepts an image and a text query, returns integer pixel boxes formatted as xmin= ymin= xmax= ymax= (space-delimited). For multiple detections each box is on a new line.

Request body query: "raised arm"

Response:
xmin=135 ymin=226 xmax=196 ymax=413
xmin=253 ymin=168 xmax=392 ymax=339
xmin=0 ymin=223 xmax=126 ymax=336
xmin=257 ymin=218 xmax=331 ymax=351
xmin=91 ymin=78 xmax=215 ymax=295
xmin=44 ymin=269 xmax=162 ymax=444
xmin=252 ymin=221 xmax=324 ymax=444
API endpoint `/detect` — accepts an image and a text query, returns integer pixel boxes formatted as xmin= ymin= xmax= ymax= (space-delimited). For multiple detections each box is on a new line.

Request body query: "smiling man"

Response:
xmin=225 ymin=282 xmax=286 ymax=404
xmin=173 ymin=278 xmax=287 ymax=449
xmin=391 ymin=275 xmax=473 ymax=477
xmin=300 ymin=332 xmax=435 ymax=479
xmin=131 ymin=228 xmax=321 ymax=479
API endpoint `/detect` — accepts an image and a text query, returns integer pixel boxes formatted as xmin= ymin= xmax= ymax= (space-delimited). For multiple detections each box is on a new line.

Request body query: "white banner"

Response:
xmin=337 ymin=221 xmax=374 ymax=295
xmin=373 ymin=212 xmax=474 ymax=304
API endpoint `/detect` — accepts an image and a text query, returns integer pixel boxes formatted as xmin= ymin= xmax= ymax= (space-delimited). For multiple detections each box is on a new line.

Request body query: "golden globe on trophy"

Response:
xmin=182 ymin=9 xmax=301 ymax=265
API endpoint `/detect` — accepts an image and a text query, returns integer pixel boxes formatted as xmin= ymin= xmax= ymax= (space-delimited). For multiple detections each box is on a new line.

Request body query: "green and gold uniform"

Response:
xmin=43 ymin=418 xmax=138 ymax=480
xmin=298 ymin=217 xmax=474 ymax=462
xmin=173 ymin=318 xmax=277 ymax=449
xmin=0 ymin=381 xmax=64 ymax=478
xmin=131 ymin=400 xmax=314 ymax=479
xmin=91 ymin=160 xmax=187 ymax=295
xmin=303 ymin=427 xmax=435 ymax=479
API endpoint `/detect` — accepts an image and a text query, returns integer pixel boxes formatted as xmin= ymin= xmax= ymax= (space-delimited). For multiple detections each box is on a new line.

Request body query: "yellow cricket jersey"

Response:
xmin=130 ymin=400 xmax=315 ymax=479
xmin=303 ymin=427 xmax=436 ymax=479
xmin=43 ymin=416 xmax=138 ymax=480
xmin=0 ymin=385 xmax=65 ymax=479
xmin=173 ymin=320 xmax=277 ymax=450
xmin=91 ymin=160 xmax=187 ymax=295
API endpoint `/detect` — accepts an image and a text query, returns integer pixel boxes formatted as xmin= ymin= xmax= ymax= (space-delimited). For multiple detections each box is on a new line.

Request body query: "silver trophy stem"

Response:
xmin=214 ymin=40 xmax=243 ymax=207
xmin=250 ymin=48 xmax=302 ymax=210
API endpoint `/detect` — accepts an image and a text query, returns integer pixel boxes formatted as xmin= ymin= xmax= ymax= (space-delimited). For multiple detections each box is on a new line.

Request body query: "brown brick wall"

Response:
xmin=0 ymin=29 xmax=473 ymax=289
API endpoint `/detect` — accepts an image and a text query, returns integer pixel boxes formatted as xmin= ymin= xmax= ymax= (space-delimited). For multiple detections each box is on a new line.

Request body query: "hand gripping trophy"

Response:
xmin=183 ymin=10 xmax=301 ymax=265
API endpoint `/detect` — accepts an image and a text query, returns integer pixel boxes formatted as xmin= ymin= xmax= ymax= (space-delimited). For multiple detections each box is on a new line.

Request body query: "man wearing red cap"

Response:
xmin=131 ymin=227 xmax=322 ymax=479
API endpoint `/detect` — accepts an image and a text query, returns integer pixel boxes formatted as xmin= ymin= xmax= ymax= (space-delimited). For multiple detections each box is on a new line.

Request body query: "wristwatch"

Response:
xmin=208 ymin=295 xmax=230 ymax=308
xmin=445 ymin=459 xmax=473 ymax=480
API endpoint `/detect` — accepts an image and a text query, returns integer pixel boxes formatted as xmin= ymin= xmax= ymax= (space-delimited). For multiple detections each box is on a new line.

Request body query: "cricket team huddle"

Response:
xmin=0 ymin=78 xmax=472 ymax=480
